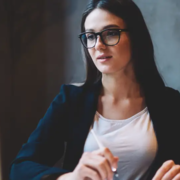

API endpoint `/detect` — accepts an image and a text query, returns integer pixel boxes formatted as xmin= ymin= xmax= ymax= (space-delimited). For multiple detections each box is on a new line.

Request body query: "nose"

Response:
xmin=94 ymin=35 xmax=106 ymax=50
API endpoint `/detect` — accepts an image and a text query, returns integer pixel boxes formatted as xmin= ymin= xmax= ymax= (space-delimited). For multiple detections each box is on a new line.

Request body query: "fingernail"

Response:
xmin=112 ymin=163 xmax=118 ymax=170
xmin=111 ymin=167 xmax=117 ymax=172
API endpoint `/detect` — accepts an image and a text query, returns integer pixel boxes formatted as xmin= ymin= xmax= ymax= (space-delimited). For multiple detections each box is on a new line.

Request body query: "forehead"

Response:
xmin=84 ymin=8 xmax=125 ymax=31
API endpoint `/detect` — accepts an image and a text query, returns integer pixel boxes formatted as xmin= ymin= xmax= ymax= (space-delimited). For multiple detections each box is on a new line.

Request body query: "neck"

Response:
xmin=101 ymin=63 xmax=143 ymax=100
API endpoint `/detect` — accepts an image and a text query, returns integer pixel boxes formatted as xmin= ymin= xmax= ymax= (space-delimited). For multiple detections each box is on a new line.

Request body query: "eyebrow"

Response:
xmin=85 ymin=24 xmax=120 ymax=32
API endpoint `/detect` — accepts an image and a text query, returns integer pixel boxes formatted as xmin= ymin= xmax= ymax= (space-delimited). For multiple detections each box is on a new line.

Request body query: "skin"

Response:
xmin=57 ymin=8 xmax=180 ymax=180
xmin=152 ymin=160 xmax=180 ymax=180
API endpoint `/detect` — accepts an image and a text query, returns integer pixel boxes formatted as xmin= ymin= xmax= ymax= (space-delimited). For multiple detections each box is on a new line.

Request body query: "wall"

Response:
xmin=0 ymin=0 xmax=72 ymax=179
xmin=0 ymin=0 xmax=12 ymax=179
xmin=134 ymin=0 xmax=180 ymax=91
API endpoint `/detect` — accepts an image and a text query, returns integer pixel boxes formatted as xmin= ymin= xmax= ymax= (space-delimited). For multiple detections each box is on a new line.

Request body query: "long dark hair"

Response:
xmin=81 ymin=0 xmax=165 ymax=93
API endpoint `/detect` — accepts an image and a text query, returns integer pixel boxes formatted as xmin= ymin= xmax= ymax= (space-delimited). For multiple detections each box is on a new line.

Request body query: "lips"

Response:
xmin=98 ymin=56 xmax=112 ymax=59
xmin=97 ymin=55 xmax=112 ymax=60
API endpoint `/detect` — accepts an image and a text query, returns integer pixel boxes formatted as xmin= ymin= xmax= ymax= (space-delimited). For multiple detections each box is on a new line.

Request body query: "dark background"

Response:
xmin=0 ymin=0 xmax=180 ymax=179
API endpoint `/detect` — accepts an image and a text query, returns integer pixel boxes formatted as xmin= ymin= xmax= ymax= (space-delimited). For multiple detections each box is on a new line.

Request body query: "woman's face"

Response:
xmin=84 ymin=8 xmax=132 ymax=75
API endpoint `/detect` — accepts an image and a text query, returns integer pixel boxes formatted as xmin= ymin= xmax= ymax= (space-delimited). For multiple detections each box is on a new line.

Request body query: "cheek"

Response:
xmin=114 ymin=37 xmax=131 ymax=57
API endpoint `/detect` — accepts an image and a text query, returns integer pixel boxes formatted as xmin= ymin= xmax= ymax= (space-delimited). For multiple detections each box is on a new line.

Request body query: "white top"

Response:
xmin=83 ymin=107 xmax=158 ymax=180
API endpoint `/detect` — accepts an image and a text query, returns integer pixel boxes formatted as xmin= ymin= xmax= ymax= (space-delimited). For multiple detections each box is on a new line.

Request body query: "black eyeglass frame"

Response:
xmin=78 ymin=28 xmax=128 ymax=49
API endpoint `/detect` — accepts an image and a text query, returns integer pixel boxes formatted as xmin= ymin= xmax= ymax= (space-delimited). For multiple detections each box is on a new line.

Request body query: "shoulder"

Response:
xmin=57 ymin=82 xmax=95 ymax=104
xmin=41 ymin=83 xmax=89 ymax=126
xmin=160 ymin=86 xmax=180 ymax=115
xmin=147 ymin=86 xmax=180 ymax=116
xmin=58 ymin=81 xmax=102 ymax=108
xmin=60 ymin=81 xmax=101 ymax=97
xmin=164 ymin=86 xmax=180 ymax=95
xmin=60 ymin=82 xmax=86 ymax=97
xmin=163 ymin=86 xmax=180 ymax=102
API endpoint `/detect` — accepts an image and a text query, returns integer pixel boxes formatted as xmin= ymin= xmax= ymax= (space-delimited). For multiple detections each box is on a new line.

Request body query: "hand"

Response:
xmin=57 ymin=147 xmax=119 ymax=180
xmin=152 ymin=160 xmax=180 ymax=180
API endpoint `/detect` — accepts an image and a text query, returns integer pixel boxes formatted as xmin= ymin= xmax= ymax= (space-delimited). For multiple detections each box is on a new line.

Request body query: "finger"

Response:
xmin=173 ymin=173 xmax=180 ymax=180
xmin=78 ymin=164 xmax=101 ymax=180
xmin=91 ymin=155 xmax=114 ymax=180
xmin=82 ymin=154 xmax=113 ymax=180
xmin=152 ymin=160 xmax=175 ymax=180
xmin=93 ymin=147 xmax=119 ymax=169
xmin=163 ymin=165 xmax=180 ymax=180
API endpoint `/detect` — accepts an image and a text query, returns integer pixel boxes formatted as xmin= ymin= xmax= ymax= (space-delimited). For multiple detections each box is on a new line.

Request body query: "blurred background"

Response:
xmin=0 ymin=0 xmax=180 ymax=179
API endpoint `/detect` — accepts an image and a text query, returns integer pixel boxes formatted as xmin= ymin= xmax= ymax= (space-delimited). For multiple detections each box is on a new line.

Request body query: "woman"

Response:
xmin=10 ymin=0 xmax=180 ymax=180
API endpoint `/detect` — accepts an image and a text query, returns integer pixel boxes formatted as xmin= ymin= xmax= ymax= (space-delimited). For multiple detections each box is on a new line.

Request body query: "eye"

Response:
xmin=86 ymin=34 xmax=95 ymax=41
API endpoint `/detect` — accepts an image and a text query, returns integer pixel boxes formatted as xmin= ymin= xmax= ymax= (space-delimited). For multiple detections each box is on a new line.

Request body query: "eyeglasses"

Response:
xmin=78 ymin=28 xmax=128 ymax=49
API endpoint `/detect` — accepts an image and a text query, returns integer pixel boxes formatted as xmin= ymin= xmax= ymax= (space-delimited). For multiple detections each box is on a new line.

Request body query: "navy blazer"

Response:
xmin=10 ymin=80 xmax=180 ymax=180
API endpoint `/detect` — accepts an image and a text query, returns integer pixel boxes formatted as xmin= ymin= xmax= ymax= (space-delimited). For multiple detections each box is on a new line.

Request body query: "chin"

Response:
xmin=98 ymin=68 xmax=116 ymax=74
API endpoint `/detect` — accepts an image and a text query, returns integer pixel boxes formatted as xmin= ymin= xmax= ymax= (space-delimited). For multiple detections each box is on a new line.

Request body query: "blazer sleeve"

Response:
xmin=9 ymin=85 xmax=71 ymax=180
xmin=166 ymin=87 xmax=180 ymax=164
xmin=173 ymin=89 xmax=180 ymax=164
